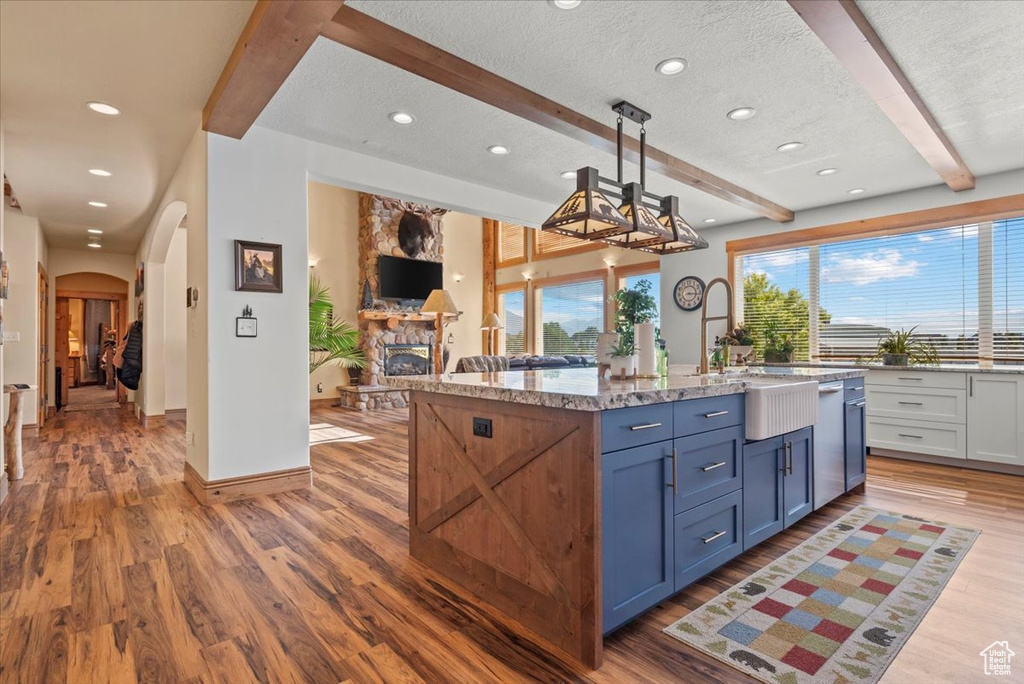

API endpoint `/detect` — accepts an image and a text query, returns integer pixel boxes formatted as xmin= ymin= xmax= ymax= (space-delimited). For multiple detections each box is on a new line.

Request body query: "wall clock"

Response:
xmin=673 ymin=276 xmax=706 ymax=311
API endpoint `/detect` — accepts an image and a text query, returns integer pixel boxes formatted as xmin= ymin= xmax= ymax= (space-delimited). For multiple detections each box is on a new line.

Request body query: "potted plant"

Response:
xmin=609 ymin=340 xmax=636 ymax=379
xmin=761 ymin=320 xmax=795 ymax=364
xmin=611 ymin=279 xmax=658 ymax=352
xmin=870 ymin=327 xmax=939 ymax=366
xmin=722 ymin=325 xmax=755 ymax=365
xmin=310 ymin=275 xmax=366 ymax=380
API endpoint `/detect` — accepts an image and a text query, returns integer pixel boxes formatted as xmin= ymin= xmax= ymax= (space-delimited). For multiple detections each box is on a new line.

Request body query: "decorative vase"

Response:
xmin=610 ymin=355 xmax=635 ymax=379
xmin=882 ymin=353 xmax=910 ymax=366
xmin=732 ymin=345 xmax=753 ymax=365
xmin=597 ymin=332 xmax=619 ymax=365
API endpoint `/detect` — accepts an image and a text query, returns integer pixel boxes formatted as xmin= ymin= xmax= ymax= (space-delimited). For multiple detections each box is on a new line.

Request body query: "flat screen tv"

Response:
xmin=378 ymin=255 xmax=443 ymax=302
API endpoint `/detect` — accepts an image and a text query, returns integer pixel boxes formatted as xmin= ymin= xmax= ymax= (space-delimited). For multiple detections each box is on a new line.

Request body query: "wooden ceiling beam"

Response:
xmin=788 ymin=0 xmax=975 ymax=191
xmin=321 ymin=6 xmax=794 ymax=223
xmin=203 ymin=0 xmax=346 ymax=139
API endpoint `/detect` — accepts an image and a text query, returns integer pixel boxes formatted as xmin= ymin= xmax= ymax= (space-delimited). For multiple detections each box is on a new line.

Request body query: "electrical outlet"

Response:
xmin=186 ymin=431 xmax=195 ymax=446
xmin=316 ymin=383 xmax=323 ymax=394
xmin=472 ymin=417 xmax=493 ymax=439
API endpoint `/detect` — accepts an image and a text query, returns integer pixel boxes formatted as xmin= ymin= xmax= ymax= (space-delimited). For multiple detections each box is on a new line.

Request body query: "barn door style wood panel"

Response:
xmin=408 ymin=392 xmax=602 ymax=667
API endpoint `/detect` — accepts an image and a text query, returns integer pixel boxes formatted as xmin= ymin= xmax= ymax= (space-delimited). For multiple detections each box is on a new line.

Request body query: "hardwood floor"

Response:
xmin=1 ymin=405 xmax=1021 ymax=683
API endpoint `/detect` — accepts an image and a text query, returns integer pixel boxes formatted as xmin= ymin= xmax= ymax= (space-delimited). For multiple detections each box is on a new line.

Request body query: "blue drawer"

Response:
xmin=844 ymin=378 xmax=865 ymax=401
xmin=601 ymin=403 xmax=674 ymax=453
xmin=674 ymin=394 xmax=744 ymax=437
xmin=673 ymin=425 xmax=743 ymax=514
xmin=674 ymin=489 xmax=744 ymax=592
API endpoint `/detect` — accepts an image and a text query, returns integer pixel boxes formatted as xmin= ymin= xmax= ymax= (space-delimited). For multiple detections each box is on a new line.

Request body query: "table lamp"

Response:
xmin=421 ymin=289 xmax=458 ymax=374
xmin=480 ymin=312 xmax=503 ymax=355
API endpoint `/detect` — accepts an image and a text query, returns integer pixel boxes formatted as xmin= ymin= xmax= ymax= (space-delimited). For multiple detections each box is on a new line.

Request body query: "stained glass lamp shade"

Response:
xmin=636 ymin=196 xmax=709 ymax=254
xmin=600 ymin=183 xmax=674 ymax=248
xmin=541 ymin=168 xmax=631 ymax=240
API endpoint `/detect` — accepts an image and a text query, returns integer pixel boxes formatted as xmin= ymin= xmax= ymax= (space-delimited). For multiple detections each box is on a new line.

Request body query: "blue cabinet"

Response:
xmin=845 ymin=397 xmax=867 ymax=490
xmin=783 ymin=427 xmax=814 ymax=527
xmin=674 ymin=490 xmax=744 ymax=591
xmin=602 ymin=441 xmax=674 ymax=633
xmin=673 ymin=425 xmax=743 ymax=513
xmin=742 ymin=426 xmax=814 ymax=550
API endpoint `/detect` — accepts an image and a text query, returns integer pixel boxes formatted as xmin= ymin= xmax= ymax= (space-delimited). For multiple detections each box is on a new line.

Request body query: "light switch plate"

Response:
xmin=3 ymin=331 xmax=19 ymax=342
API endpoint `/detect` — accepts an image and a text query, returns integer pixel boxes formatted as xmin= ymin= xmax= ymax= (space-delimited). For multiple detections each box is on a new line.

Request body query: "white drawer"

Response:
xmin=865 ymin=386 xmax=966 ymax=424
xmin=867 ymin=417 xmax=966 ymax=460
xmin=866 ymin=370 xmax=966 ymax=391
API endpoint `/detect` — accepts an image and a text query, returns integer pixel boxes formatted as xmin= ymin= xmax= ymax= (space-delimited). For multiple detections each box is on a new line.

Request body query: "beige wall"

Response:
xmin=440 ymin=210 xmax=484 ymax=370
xmin=2 ymin=208 xmax=47 ymax=421
xmin=164 ymin=226 xmax=187 ymax=410
xmin=55 ymin=272 xmax=128 ymax=294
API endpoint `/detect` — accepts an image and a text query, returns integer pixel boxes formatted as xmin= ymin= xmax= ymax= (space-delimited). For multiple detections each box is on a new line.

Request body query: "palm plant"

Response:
xmin=869 ymin=326 xmax=940 ymax=366
xmin=309 ymin=274 xmax=365 ymax=374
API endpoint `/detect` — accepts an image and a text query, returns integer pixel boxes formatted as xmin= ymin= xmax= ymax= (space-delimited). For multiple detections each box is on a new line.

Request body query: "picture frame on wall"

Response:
xmin=234 ymin=240 xmax=283 ymax=293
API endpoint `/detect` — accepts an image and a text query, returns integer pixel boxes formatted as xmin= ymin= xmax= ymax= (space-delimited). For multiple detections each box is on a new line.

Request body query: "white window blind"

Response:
xmin=539 ymin=279 xmax=604 ymax=355
xmin=499 ymin=289 xmax=526 ymax=355
xmin=739 ymin=247 xmax=812 ymax=361
xmin=497 ymin=222 xmax=526 ymax=266
xmin=993 ymin=218 xmax=1024 ymax=360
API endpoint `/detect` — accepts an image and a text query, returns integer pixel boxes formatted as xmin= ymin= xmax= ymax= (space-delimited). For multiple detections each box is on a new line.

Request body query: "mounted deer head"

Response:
xmin=398 ymin=205 xmax=448 ymax=258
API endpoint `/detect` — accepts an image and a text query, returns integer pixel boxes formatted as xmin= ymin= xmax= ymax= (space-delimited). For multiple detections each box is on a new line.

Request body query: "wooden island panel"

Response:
xmin=409 ymin=391 xmax=603 ymax=667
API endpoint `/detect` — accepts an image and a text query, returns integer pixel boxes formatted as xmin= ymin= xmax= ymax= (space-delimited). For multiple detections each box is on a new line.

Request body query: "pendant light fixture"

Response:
xmin=542 ymin=100 xmax=708 ymax=254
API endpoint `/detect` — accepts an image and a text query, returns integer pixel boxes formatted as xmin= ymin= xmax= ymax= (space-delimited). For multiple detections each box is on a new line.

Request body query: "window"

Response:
xmin=538 ymin=278 xmax=604 ymax=355
xmin=740 ymin=247 xmax=812 ymax=361
xmin=533 ymin=229 xmax=601 ymax=259
xmin=496 ymin=222 xmax=527 ymax=267
xmin=498 ymin=287 xmax=527 ymax=355
xmin=993 ymin=218 xmax=1024 ymax=360
xmin=735 ymin=217 xmax=1023 ymax=362
xmin=619 ymin=272 xmax=661 ymax=330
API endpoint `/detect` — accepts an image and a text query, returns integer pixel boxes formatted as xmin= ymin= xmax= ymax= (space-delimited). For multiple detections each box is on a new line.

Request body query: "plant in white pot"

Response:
xmin=609 ymin=340 xmax=636 ymax=379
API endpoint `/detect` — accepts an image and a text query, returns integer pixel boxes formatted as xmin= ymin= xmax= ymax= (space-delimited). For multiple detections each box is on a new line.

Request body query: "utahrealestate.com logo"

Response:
xmin=980 ymin=641 xmax=1015 ymax=676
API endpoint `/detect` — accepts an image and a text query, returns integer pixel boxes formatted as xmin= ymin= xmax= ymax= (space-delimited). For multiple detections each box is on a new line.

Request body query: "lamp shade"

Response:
xmin=421 ymin=289 xmax=459 ymax=315
xmin=541 ymin=167 xmax=631 ymax=240
xmin=636 ymin=196 xmax=709 ymax=254
xmin=480 ymin=312 xmax=503 ymax=330
xmin=600 ymin=183 xmax=673 ymax=248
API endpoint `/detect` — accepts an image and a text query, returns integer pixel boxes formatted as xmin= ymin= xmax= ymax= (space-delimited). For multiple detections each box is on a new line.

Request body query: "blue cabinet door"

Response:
xmin=602 ymin=441 xmax=674 ymax=633
xmin=742 ymin=435 xmax=784 ymax=550
xmin=674 ymin=490 xmax=744 ymax=591
xmin=784 ymin=427 xmax=814 ymax=527
xmin=845 ymin=399 xmax=867 ymax=490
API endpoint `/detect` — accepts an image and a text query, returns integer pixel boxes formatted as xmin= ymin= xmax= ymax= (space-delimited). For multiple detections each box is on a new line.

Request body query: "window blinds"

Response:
xmin=499 ymin=290 xmax=526 ymax=355
xmin=535 ymin=229 xmax=593 ymax=256
xmin=739 ymin=247 xmax=812 ymax=361
xmin=497 ymin=223 xmax=526 ymax=265
xmin=539 ymin=279 xmax=604 ymax=355
xmin=993 ymin=218 xmax=1024 ymax=360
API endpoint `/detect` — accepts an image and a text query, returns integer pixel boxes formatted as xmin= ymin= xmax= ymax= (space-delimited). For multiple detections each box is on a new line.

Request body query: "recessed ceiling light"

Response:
xmin=704 ymin=218 xmax=717 ymax=224
xmin=87 ymin=101 xmax=120 ymax=116
xmin=726 ymin=107 xmax=756 ymax=121
xmin=488 ymin=145 xmax=510 ymax=155
xmin=89 ymin=168 xmax=112 ymax=177
xmin=549 ymin=0 xmax=582 ymax=8
xmin=655 ymin=58 xmax=687 ymax=76
xmin=776 ymin=141 xmax=804 ymax=152
xmin=817 ymin=168 xmax=838 ymax=176
xmin=560 ymin=170 xmax=577 ymax=180
xmin=87 ymin=229 xmax=103 ymax=234
xmin=389 ymin=111 xmax=414 ymax=125
xmin=88 ymin=201 xmax=107 ymax=208
xmin=87 ymin=243 xmax=102 ymax=249
xmin=848 ymin=188 xmax=866 ymax=195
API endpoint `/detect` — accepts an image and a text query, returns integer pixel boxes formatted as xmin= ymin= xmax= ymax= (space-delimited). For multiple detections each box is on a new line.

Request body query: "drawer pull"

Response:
xmin=629 ymin=422 xmax=663 ymax=431
xmin=848 ymin=386 xmax=863 ymax=391
xmin=702 ymin=530 xmax=727 ymax=544
xmin=819 ymin=386 xmax=843 ymax=394
xmin=702 ymin=461 xmax=727 ymax=472
xmin=854 ymin=401 xmax=866 ymax=408
xmin=898 ymin=377 xmax=923 ymax=381
xmin=897 ymin=401 xmax=924 ymax=406
xmin=703 ymin=410 xmax=729 ymax=418
xmin=898 ymin=433 xmax=924 ymax=439
xmin=667 ymin=448 xmax=678 ymax=496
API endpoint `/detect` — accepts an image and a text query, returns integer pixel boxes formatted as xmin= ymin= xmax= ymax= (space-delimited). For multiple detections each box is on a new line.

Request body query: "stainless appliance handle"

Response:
xmin=704 ymin=410 xmax=729 ymax=418
xmin=818 ymin=387 xmax=843 ymax=394
xmin=898 ymin=401 xmax=923 ymax=406
xmin=701 ymin=461 xmax=727 ymax=472
xmin=898 ymin=377 xmax=923 ymax=381
xmin=701 ymin=530 xmax=727 ymax=544
xmin=898 ymin=433 xmax=924 ymax=439
xmin=629 ymin=422 xmax=662 ymax=431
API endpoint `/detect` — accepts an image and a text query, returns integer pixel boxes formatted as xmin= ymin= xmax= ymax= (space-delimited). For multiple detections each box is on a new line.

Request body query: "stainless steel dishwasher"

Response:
xmin=814 ymin=381 xmax=846 ymax=509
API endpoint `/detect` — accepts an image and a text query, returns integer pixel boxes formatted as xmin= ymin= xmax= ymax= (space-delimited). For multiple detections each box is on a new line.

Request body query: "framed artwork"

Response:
xmin=234 ymin=240 xmax=283 ymax=293
xmin=135 ymin=262 xmax=145 ymax=296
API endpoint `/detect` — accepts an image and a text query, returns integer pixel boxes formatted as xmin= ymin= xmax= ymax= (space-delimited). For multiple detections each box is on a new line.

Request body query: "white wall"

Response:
xmin=2 ymin=209 xmax=44 ymax=421
xmin=441 ymin=210 xmax=484 ymax=369
xmin=164 ymin=226 xmax=187 ymax=410
xmin=660 ymin=169 xmax=1024 ymax=365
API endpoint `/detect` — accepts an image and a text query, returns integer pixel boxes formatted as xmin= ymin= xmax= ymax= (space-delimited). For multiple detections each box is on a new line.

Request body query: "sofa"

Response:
xmin=453 ymin=354 xmax=597 ymax=373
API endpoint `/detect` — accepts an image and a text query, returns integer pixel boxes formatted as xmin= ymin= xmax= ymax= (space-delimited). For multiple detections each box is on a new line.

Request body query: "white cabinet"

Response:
xmin=967 ymin=374 xmax=1024 ymax=465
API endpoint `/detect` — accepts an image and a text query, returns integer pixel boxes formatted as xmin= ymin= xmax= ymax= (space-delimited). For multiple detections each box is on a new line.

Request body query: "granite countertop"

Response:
xmin=382 ymin=366 xmax=865 ymax=411
xmin=753 ymin=361 xmax=1024 ymax=375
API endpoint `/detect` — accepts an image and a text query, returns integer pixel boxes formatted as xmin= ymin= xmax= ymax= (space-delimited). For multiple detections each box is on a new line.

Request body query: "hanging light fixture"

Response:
xmin=542 ymin=100 xmax=707 ymax=253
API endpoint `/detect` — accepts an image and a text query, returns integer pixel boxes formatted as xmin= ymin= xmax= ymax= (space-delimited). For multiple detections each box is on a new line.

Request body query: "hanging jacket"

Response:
xmin=116 ymin=321 xmax=143 ymax=391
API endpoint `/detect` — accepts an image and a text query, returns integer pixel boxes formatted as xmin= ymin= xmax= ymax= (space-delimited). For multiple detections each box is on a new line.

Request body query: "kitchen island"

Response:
xmin=384 ymin=366 xmax=866 ymax=668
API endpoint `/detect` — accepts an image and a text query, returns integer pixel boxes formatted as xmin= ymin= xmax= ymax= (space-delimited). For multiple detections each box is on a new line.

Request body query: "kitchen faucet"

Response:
xmin=699 ymin=277 xmax=735 ymax=375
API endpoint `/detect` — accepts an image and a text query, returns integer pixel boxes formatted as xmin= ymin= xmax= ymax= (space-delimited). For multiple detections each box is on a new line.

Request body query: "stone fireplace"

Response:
xmin=383 ymin=344 xmax=431 ymax=376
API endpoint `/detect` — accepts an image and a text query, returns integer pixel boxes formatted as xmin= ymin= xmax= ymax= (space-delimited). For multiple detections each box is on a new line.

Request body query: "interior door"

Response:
xmin=55 ymin=298 xmax=70 ymax=408
xmin=38 ymin=266 xmax=49 ymax=426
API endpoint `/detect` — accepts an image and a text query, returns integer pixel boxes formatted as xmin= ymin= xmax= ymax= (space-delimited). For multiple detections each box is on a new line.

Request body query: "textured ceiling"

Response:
xmin=1 ymin=0 xmax=254 ymax=253
xmin=259 ymin=0 xmax=1024 ymax=229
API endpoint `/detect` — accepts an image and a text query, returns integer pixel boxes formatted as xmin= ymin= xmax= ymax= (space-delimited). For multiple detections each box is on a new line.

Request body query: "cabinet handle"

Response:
xmin=701 ymin=530 xmax=727 ymax=544
xmin=703 ymin=410 xmax=729 ymax=418
xmin=667 ymin=448 xmax=678 ymax=496
xmin=702 ymin=461 xmax=727 ymax=472
xmin=787 ymin=442 xmax=793 ymax=475
xmin=898 ymin=433 xmax=924 ymax=439
xmin=897 ymin=401 xmax=923 ymax=406
xmin=970 ymin=376 xmax=973 ymax=397
xmin=819 ymin=386 xmax=843 ymax=394
xmin=849 ymin=386 xmax=863 ymax=391
xmin=898 ymin=377 xmax=923 ymax=381
xmin=854 ymin=401 xmax=866 ymax=408
xmin=629 ymin=422 xmax=662 ymax=431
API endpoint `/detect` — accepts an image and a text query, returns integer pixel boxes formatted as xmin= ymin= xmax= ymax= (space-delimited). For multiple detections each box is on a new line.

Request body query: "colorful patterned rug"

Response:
xmin=664 ymin=505 xmax=979 ymax=684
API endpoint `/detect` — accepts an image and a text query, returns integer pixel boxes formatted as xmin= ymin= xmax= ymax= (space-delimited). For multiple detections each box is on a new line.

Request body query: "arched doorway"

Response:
xmin=54 ymin=272 xmax=130 ymax=410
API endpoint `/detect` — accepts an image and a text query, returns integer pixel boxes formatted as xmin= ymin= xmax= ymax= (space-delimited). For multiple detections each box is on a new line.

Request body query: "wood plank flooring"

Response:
xmin=1 ymin=405 xmax=1021 ymax=683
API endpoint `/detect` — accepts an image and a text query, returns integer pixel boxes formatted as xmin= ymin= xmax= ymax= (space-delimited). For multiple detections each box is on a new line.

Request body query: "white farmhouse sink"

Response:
xmin=745 ymin=380 xmax=819 ymax=441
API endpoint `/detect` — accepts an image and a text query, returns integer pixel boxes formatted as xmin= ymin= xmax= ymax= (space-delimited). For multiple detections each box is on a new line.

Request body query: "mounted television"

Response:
xmin=378 ymin=255 xmax=443 ymax=302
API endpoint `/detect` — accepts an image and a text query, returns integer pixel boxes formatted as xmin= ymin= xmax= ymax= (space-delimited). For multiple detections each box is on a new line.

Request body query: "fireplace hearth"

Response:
xmin=383 ymin=344 xmax=432 ymax=377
